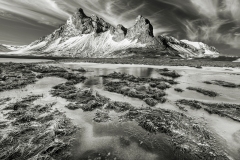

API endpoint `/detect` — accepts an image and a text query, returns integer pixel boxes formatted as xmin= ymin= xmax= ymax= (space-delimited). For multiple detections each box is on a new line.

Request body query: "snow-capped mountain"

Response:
xmin=15 ymin=8 xmax=219 ymax=58
xmin=20 ymin=9 xmax=156 ymax=57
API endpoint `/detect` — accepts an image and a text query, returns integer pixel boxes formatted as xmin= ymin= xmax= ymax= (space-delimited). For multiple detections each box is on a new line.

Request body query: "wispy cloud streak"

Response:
xmin=0 ymin=0 xmax=70 ymax=26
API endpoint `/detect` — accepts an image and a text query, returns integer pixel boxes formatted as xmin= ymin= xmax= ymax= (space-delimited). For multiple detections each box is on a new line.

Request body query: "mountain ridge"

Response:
xmin=0 ymin=44 xmax=10 ymax=52
xmin=7 ymin=8 xmax=220 ymax=58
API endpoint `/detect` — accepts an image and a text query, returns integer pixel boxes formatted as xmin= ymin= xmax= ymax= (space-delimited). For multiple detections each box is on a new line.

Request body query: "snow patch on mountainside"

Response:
xmin=0 ymin=45 xmax=10 ymax=52
xmin=233 ymin=58 xmax=240 ymax=62
xmin=2 ymin=45 xmax=26 ymax=51
xmin=42 ymin=31 xmax=146 ymax=57
xmin=24 ymin=41 xmax=47 ymax=51
xmin=0 ymin=44 xmax=26 ymax=53
xmin=168 ymin=43 xmax=198 ymax=58
xmin=181 ymin=40 xmax=219 ymax=56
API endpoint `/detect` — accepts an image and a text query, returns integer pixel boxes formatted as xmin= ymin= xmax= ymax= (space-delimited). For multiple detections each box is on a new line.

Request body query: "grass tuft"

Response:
xmin=0 ymin=95 xmax=80 ymax=160
xmin=187 ymin=87 xmax=219 ymax=97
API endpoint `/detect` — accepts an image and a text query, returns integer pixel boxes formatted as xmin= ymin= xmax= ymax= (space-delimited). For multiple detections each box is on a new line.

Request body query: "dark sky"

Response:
xmin=0 ymin=0 xmax=239 ymax=55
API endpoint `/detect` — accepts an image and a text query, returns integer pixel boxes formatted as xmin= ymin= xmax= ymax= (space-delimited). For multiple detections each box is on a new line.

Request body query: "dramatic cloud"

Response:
xmin=186 ymin=0 xmax=240 ymax=51
xmin=223 ymin=0 xmax=240 ymax=24
xmin=158 ymin=0 xmax=240 ymax=53
xmin=0 ymin=0 xmax=239 ymax=55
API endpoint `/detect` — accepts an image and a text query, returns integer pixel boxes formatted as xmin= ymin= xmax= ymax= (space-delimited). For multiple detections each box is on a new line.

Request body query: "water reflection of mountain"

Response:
xmin=118 ymin=68 xmax=154 ymax=77
xmin=83 ymin=67 xmax=154 ymax=88
xmin=84 ymin=77 xmax=102 ymax=87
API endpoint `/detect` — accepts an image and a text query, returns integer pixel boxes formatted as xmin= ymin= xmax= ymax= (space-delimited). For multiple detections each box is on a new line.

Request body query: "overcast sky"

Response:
xmin=0 ymin=0 xmax=239 ymax=55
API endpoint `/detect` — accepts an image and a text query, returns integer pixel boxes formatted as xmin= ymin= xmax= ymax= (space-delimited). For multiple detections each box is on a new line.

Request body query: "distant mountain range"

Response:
xmin=0 ymin=44 xmax=25 ymax=52
xmin=0 ymin=44 xmax=10 ymax=52
xmin=1 ymin=8 xmax=219 ymax=58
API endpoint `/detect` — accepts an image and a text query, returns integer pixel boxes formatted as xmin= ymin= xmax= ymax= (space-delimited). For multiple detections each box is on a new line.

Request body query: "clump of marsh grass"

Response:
xmin=0 ymin=95 xmax=80 ymax=160
xmin=176 ymin=99 xmax=202 ymax=110
xmin=176 ymin=99 xmax=240 ymax=122
xmin=65 ymin=103 xmax=81 ymax=110
xmin=105 ymin=101 xmax=134 ymax=112
xmin=204 ymin=80 xmax=240 ymax=88
xmin=51 ymin=83 xmax=110 ymax=112
xmin=93 ymin=110 xmax=111 ymax=123
xmin=33 ymin=65 xmax=86 ymax=84
xmin=0 ymin=63 xmax=37 ymax=92
xmin=101 ymin=72 xmax=172 ymax=106
xmin=101 ymin=72 xmax=178 ymax=85
xmin=0 ymin=97 xmax=11 ymax=105
xmin=4 ymin=95 xmax=42 ymax=111
xmin=155 ymin=82 xmax=171 ymax=90
xmin=187 ymin=87 xmax=219 ymax=97
xmin=195 ymin=65 xmax=202 ymax=69
xmin=71 ymin=67 xmax=86 ymax=72
xmin=121 ymin=108 xmax=230 ymax=160
xmin=174 ymin=88 xmax=184 ymax=92
xmin=157 ymin=69 xmax=181 ymax=78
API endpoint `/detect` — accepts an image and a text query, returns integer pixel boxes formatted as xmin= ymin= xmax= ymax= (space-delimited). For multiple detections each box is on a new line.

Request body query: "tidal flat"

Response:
xmin=0 ymin=58 xmax=240 ymax=160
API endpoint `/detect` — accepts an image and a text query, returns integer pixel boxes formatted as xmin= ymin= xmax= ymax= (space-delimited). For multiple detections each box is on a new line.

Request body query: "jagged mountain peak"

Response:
xmin=125 ymin=14 xmax=154 ymax=44
xmin=75 ymin=8 xmax=87 ymax=18
xmin=134 ymin=15 xmax=154 ymax=37
xmin=64 ymin=7 xmax=112 ymax=36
